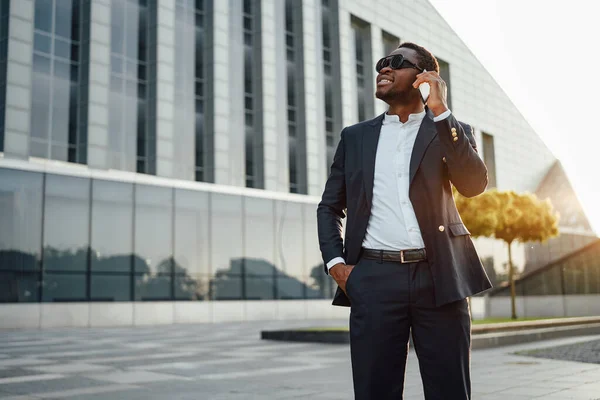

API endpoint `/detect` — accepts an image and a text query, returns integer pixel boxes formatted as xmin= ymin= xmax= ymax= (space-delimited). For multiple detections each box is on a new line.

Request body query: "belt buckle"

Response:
xmin=400 ymin=250 xmax=406 ymax=264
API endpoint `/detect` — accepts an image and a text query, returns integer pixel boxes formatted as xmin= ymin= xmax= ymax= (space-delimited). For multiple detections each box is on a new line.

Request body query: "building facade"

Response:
xmin=0 ymin=0 xmax=558 ymax=328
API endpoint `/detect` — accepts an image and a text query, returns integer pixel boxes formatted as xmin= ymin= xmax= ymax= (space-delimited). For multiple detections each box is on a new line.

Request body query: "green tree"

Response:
xmin=454 ymin=188 xmax=560 ymax=319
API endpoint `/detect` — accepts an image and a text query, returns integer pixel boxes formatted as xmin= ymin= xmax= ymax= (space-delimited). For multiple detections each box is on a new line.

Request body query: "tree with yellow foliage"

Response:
xmin=454 ymin=188 xmax=559 ymax=319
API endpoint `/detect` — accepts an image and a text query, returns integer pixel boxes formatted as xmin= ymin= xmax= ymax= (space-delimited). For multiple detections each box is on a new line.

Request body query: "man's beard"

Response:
xmin=376 ymin=87 xmax=415 ymax=105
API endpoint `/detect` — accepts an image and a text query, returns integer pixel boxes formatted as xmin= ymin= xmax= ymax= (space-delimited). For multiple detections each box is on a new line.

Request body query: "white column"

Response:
xmin=87 ymin=0 xmax=111 ymax=169
xmin=213 ymin=0 xmax=244 ymax=187
xmin=3 ymin=0 xmax=34 ymax=159
xmin=155 ymin=0 xmax=177 ymax=178
xmin=303 ymin=0 xmax=326 ymax=196
xmin=260 ymin=0 xmax=286 ymax=192
xmin=171 ymin=0 xmax=195 ymax=181
xmin=338 ymin=9 xmax=356 ymax=127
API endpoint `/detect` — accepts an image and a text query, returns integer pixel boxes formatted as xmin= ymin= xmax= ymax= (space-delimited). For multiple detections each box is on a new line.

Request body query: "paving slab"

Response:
xmin=0 ymin=320 xmax=598 ymax=399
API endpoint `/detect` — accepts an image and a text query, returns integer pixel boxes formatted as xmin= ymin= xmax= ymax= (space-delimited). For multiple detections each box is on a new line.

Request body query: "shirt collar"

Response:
xmin=382 ymin=110 xmax=426 ymax=125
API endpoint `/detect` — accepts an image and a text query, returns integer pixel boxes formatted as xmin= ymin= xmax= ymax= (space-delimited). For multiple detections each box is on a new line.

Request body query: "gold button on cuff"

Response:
xmin=453 ymin=137 xmax=459 ymax=142
xmin=451 ymin=127 xmax=457 ymax=133
xmin=438 ymin=225 xmax=445 ymax=232
xmin=452 ymin=132 xmax=458 ymax=137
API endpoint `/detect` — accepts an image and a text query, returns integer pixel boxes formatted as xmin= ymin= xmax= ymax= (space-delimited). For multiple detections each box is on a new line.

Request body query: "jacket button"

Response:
xmin=438 ymin=225 xmax=445 ymax=232
xmin=442 ymin=156 xmax=446 ymax=163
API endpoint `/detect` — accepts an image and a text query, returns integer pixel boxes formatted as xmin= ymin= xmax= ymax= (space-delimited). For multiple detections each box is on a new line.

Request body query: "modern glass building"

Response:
xmin=1 ymin=0 xmax=571 ymax=328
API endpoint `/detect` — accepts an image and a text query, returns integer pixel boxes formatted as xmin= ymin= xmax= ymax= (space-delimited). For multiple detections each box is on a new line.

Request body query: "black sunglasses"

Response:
xmin=375 ymin=54 xmax=423 ymax=73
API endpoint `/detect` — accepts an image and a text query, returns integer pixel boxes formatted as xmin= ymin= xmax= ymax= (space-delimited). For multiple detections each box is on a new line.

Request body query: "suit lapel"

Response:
xmin=409 ymin=110 xmax=438 ymax=187
xmin=362 ymin=113 xmax=385 ymax=208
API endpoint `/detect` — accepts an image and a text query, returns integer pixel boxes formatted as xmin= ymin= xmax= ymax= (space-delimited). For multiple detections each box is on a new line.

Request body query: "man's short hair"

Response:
xmin=397 ymin=42 xmax=439 ymax=73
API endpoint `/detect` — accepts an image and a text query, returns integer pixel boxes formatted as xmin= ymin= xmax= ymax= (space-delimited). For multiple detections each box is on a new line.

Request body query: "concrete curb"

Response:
xmin=261 ymin=322 xmax=600 ymax=349
xmin=471 ymin=323 xmax=600 ymax=349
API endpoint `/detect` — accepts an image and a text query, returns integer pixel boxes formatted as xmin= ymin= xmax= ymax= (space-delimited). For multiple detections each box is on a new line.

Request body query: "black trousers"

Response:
xmin=346 ymin=257 xmax=471 ymax=400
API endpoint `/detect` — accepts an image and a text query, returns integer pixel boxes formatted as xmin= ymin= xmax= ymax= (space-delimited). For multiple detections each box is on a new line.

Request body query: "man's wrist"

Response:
xmin=430 ymin=106 xmax=449 ymax=118
xmin=326 ymin=257 xmax=346 ymax=271
xmin=329 ymin=263 xmax=346 ymax=277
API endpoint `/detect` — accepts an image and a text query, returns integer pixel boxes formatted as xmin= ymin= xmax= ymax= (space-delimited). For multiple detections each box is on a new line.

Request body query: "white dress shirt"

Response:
xmin=327 ymin=110 xmax=452 ymax=271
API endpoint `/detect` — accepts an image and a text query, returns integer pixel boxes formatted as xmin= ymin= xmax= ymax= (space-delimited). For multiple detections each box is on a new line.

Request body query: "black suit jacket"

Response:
xmin=317 ymin=109 xmax=492 ymax=307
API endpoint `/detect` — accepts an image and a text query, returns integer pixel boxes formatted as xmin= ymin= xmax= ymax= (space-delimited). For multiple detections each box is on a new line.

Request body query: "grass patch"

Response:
xmin=298 ymin=317 xmax=561 ymax=332
xmin=472 ymin=317 xmax=560 ymax=325
xmin=299 ymin=327 xmax=349 ymax=332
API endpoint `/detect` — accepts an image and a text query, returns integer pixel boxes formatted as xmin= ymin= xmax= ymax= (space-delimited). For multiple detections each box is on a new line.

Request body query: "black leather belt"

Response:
xmin=362 ymin=248 xmax=427 ymax=263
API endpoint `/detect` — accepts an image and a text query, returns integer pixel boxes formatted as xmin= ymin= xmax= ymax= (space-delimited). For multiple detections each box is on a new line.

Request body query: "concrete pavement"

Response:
xmin=0 ymin=320 xmax=599 ymax=399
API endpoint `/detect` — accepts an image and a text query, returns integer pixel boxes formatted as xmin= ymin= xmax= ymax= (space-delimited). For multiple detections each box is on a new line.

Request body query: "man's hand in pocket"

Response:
xmin=330 ymin=263 xmax=355 ymax=295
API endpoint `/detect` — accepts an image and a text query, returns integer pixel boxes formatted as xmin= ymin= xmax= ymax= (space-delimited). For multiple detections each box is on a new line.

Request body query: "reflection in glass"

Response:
xmin=91 ymin=274 xmax=131 ymax=301
xmin=134 ymin=185 xmax=173 ymax=275
xmin=275 ymin=201 xmax=304 ymax=276
xmin=244 ymin=197 xmax=275 ymax=270
xmin=211 ymin=275 xmax=242 ymax=300
xmin=91 ymin=180 xmax=134 ymax=273
xmin=0 ymin=169 xmax=43 ymax=272
xmin=43 ymin=174 xmax=90 ymax=272
xmin=211 ymin=194 xmax=243 ymax=276
xmin=276 ymin=276 xmax=304 ymax=299
xmin=307 ymin=274 xmax=336 ymax=299
xmin=246 ymin=276 xmax=275 ymax=300
xmin=135 ymin=274 xmax=171 ymax=301
xmin=175 ymin=189 xmax=209 ymax=275
xmin=303 ymin=203 xmax=323 ymax=279
xmin=175 ymin=274 xmax=208 ymax=300
xmin=42 ymin=272 xmax=86 ymax=302
xmin=0 ymin=272 xmax=39 ymax=303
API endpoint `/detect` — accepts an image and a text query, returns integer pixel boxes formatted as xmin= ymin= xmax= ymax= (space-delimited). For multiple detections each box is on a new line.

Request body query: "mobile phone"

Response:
xmin=418 ymin=69 xmax=430 ymax=104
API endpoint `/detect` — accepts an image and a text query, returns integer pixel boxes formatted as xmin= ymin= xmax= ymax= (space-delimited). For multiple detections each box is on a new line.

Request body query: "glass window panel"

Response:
xmin=33 ymin=53 xmax=51 ymax=74
xmin=244 ymin=197 xmax=275 ymax=274
xmin=0 ymin=169 xmax=43 ymax=272
xmin=126 ymin=59 xmax=137 ymax=80
xmin=277 ymin=276 xmax=305 ymax=299
xmin=304 ymin=203 xmax=324 ymax=281
xmin=211 ymin=194 xmax=243 ymax=276
xmin=31 ymin=80 xmax=51 ymax=141
xmin=305 ymin=274 xmax=332 ymax=299
xmin=125 ymin=3 xmax=139 ymax=59
xmin=90 ymin=274 xmax=131 ymax=301
xmin=274 ymin=201 xmax=305 ymax=276
xmin=174 ymin=189 xmax=209 ymax=275
xmin=54 ymin=58 xmax=71 ymax=80
xmin=246 ymin=276 xmax=275 ymax=300
xmin=134 ymin=185 xmax=173 ymax=275
xmin=126 ymin=79 xmax=137 ymax=98
xmin=42 ymin=175 xmax=90 ymax=272
xmin=53 ymin=0 xmax=73 ymax=39
xmin=34 ymin=32 xmax=52 ymax=53
xmin=210 ymin=274 xmax=242 ymax=300
xmin=135 ymin=274 xmax=171 ymax=301
xmin=30 ymin=140 xmax=48 ymax=158
xmin=54 ymin=37 xmax=71 ymax=59
xmin=50 ymin=143 xmax=68 ymax=161
xmin=91 ymin=180 xmax=134 ymax=273
xmin=34 ymin=0 xmax=53 ymax=33
xmin=111 ymin=55 xmax=123 ymax=74
xmin=175 ymin=275 xmax=208 ymax=300
xmin=0 ymin=272 xmax=39 ymax=303
xmin=42 ymin=273 xmax=86 ymax=302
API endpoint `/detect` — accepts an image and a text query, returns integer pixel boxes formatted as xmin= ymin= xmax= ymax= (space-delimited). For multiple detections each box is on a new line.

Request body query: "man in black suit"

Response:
xmin=317 ymin=42 xmax=492 ymax=399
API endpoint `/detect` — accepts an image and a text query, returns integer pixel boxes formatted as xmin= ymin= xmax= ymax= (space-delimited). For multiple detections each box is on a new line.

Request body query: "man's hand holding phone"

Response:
xmin=330 ymin=263 xmax=355 ymax=295
xmin=413 ymin=70 xmax=449 ymax=117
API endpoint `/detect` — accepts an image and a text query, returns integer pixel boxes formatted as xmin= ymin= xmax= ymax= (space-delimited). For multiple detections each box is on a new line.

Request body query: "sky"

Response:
xmin=428 ymin=0 xmax=600 ymax=234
